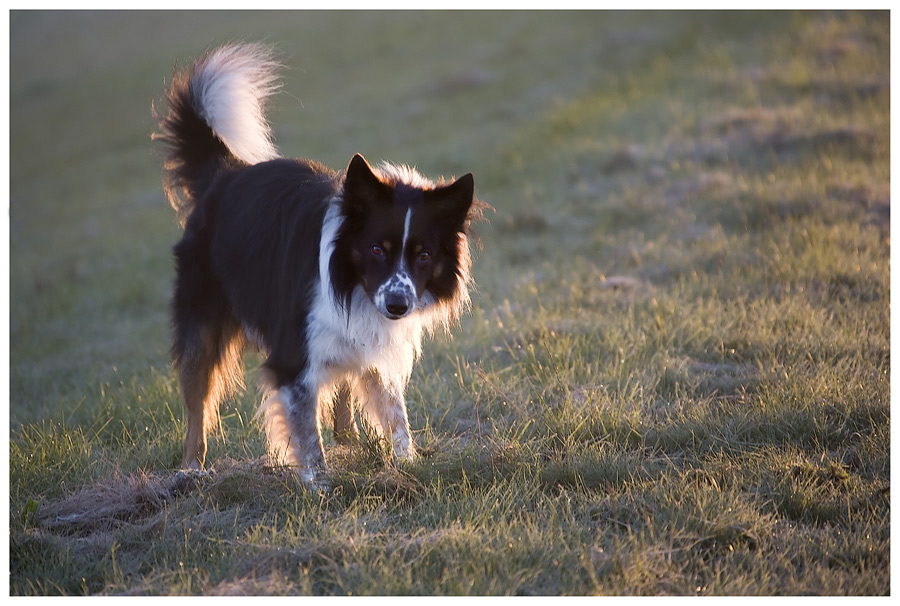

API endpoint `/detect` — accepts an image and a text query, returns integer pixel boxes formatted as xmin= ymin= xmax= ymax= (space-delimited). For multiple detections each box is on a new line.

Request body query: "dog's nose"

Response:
xmin=385 ymin=292 xmax=410 ymax=318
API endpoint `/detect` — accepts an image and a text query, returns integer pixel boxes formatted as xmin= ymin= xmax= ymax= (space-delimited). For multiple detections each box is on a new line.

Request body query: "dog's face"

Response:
xmin=339 ymin=155 xmax=474 ymax=320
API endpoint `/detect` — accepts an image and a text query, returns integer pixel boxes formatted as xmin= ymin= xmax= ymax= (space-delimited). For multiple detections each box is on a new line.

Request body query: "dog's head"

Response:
xmin=333 ymin=154 xmax=475 ymax=320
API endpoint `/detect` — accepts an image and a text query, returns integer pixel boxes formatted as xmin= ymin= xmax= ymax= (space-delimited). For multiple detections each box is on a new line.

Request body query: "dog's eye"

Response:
xmin=370 ymin=244 xmax=385 ymax=258
xmin=416 ymin=251 xmax=431 ymax=265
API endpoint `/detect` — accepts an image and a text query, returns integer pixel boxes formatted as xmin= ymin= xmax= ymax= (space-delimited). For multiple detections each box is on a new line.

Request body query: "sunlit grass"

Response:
xmin=10 ymin=10 xmax=889 ymax=596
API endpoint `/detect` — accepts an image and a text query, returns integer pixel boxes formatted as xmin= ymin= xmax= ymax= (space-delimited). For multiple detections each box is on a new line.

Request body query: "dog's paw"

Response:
xmin=393 ymin=442 xmax=417 ymax=464
xmin=296 ymin=465 xmax=332 ymax=493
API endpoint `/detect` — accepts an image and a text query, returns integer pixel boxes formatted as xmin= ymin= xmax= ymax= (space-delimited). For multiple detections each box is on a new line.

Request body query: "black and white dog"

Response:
xmin=153 ymin=43 xmax=485 ymax=487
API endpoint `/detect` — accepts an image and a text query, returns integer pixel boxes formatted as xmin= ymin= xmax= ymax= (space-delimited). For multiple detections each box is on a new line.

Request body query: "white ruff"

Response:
xmin=305 ymin=203 xmax=429 ymax=394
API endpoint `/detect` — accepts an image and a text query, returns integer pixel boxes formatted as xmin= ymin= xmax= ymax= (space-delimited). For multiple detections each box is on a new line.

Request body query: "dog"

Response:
xmin=153 ymin=42 xmax=485 ymax=487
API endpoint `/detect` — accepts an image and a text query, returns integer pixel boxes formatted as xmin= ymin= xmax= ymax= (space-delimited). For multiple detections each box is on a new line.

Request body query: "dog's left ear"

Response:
xmin=428 ymin=173 xmax=475 ymax=227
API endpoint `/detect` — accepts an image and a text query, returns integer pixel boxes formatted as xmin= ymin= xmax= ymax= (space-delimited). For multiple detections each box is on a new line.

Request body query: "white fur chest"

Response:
xmin=306 ymin=204 xmax=426 ymax=390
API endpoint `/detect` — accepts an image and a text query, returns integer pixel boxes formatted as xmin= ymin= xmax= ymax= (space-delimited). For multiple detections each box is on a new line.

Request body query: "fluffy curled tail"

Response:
xmin=153 ymin=42 xmax=283 ymax=225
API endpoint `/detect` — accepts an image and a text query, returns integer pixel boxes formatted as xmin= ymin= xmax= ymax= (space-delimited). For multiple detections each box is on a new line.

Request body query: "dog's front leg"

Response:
xmin=259 ymin=376 xmax=327 ymax=488
xmin=288 ymin=380 xmax=328 ymax=485
xmin=357 ymin=370 xmax=416 ymax=462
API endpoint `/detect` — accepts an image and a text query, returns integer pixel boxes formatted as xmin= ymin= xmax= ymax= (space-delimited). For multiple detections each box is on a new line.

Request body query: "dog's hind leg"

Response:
xmin=172 ymin=228 xmax=247 ymax=470
xmin=179 ymin=351 xmax=211 ymax=470
xmin=175 ymin=318 xmax=244 ymax=470
xmin=332 ymin=382 xmax=357 ymax=446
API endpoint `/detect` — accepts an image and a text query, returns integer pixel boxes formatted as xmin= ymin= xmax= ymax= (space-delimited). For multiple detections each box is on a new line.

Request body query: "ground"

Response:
xmin=8 ymin=10 xmax=890 ymax=595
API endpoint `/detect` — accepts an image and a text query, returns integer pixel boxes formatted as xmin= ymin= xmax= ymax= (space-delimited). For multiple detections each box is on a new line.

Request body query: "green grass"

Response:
xmin=9 ymin=10 xmax=890 ymax=595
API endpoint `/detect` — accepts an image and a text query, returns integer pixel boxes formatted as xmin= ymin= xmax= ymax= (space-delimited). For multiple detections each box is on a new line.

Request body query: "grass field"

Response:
xmin=8 ymin=10 xmax=890 ymax=595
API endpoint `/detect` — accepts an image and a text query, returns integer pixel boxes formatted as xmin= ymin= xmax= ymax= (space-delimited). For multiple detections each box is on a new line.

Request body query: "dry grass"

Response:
xmin=9 ymin=10 xmax=890 ymax=595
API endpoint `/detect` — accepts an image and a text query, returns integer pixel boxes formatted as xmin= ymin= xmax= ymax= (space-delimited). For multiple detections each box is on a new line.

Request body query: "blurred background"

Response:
xmin=10 ymin=10 xmax=669 ymax=423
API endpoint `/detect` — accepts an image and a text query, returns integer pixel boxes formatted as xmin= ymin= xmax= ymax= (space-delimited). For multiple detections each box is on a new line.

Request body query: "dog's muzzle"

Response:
xmin=374 ymin=273 xmax=416 ymax=320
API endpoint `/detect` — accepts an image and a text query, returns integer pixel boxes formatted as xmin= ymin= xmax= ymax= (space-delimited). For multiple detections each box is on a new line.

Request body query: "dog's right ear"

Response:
xmin=343 ymin=154 xmax=391 ymax=215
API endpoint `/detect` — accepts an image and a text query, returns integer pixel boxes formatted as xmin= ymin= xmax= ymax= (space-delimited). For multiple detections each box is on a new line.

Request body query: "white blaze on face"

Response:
xmin=402 ymin=206 xmax=412 ymax=253
xmin=374 ymin=206 xmax=417 ymax=319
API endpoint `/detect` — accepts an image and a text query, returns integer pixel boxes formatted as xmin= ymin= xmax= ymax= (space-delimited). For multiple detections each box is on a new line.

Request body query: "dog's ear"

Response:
xmin=427 ymin=173 xmax=475 ymax=227
xmin=343 ymin=154 xmax=391 ymax=214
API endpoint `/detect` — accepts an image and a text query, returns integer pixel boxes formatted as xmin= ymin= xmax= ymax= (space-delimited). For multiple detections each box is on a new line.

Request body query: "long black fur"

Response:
xmin=174 ymin=159 xmax=338 ymax=387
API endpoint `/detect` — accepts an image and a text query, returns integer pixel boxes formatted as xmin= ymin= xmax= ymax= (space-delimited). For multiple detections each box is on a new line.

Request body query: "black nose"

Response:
xmin=385 ymin=293 xmax=410 ymax=317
